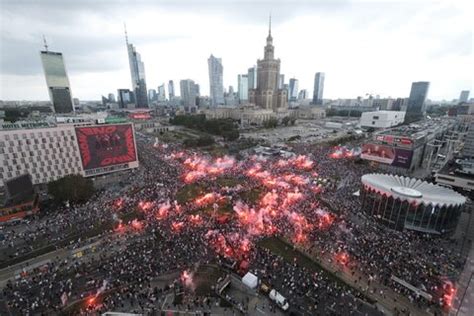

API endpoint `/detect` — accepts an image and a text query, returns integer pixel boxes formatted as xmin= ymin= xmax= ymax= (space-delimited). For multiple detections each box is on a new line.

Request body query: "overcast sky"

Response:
xmin=0 ymin=0 xmax=472 ymax=101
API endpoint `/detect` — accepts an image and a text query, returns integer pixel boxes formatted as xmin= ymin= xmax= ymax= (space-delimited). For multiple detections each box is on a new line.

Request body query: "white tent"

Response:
xmin=242 ymin=272 xmax=258 ymax=289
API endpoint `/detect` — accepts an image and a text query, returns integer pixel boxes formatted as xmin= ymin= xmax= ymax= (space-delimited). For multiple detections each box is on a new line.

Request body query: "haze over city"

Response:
xmin=0 ymin=0 xmax=472 ymax=101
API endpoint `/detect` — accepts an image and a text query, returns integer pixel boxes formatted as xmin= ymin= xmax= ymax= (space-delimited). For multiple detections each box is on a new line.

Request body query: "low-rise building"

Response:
xmin=360 ymin=119 xmax=458 ymax=174
xmin=360 ymin=111 xmax=405 ymax=129
xmin=0 ymin=120 xmax=139 ymax=188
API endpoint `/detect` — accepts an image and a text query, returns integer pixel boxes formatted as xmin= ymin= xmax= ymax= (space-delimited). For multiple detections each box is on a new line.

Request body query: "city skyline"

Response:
xmin=0 ymin=0 xmax=472 ymax=101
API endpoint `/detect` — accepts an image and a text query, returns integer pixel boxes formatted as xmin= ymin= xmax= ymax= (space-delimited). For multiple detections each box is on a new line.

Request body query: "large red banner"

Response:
xmin=75 ymin=124 xmax=137 ymax=171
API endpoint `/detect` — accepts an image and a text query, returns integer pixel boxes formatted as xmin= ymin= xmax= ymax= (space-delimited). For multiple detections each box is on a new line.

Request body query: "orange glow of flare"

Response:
xmin=131 ymin=219 xmax=143 ymax=230
xmin=171 ymin=221 xmax=184 ymax=232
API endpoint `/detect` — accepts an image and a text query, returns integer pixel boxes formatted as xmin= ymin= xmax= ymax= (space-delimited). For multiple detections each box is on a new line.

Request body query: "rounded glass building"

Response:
xmin=361 ymin=174 xmax=466 ymax=234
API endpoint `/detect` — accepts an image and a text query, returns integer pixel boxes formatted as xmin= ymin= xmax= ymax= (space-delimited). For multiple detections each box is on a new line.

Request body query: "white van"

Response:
xmin=269 ymin=289 xmax=290 ymax=311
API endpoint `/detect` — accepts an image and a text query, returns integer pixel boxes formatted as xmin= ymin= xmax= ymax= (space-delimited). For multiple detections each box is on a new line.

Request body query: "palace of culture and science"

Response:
xmin=203 ymin=19 xmax=325 ymax=126
xmin=249 ymin=18 xmax=288 ymax=111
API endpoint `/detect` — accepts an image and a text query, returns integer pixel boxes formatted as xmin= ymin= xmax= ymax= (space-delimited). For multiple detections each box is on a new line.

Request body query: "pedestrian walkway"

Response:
xmin=291 ymin=240 xmax=433 ymax=316
xmin=451 ymin=225 xmax=474 ymax=316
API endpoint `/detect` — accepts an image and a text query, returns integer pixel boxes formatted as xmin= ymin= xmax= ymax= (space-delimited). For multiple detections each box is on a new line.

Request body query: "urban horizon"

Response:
xmin=0 ymin=0 xmax=472 ymax=102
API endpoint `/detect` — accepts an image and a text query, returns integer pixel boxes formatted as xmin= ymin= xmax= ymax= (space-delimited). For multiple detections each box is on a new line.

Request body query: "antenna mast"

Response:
xmin=124 ymin=22 xmax=129 ymax=45
xmin=42 ymin=35 xmax=48 ymax=51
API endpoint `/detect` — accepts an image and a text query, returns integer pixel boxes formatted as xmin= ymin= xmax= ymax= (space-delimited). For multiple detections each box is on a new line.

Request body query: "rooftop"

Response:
xmin=438 ymin=159 xmax=474 ymax=181
xmin=362 ymin=173 xmax=466 ymax=207
xmin=376 ymin=118 xmax=456 ymax=139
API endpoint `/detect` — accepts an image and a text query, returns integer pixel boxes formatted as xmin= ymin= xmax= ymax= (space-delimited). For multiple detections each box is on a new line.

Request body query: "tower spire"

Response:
xmin=42 ymin=35 xmax=48 ymax=51
xmin=124 ymin=22 xmax=129 ymax=45
xmin=269 ymin=13 xmax=272 ymax=36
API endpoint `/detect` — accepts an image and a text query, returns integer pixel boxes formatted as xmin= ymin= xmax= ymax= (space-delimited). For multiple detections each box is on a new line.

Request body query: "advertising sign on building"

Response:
xmin=75 ymin=124 xmax=138 ymax=173
xmin=129 ymin=112 xmax=151 ymax=120
xmin=361 ymin=143 xmax=413 ymax=169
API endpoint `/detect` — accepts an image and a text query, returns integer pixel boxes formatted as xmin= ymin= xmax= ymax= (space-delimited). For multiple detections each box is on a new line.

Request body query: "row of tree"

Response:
xmin=170 ymin=115 xmax=240 ymax=141
xmin=47 ymin=174 xmax=95 ymax=204
xmin=326 ymin=109 xmax=363 ymax=117
xmin=262 ymin=116 xmax=296 ymax=129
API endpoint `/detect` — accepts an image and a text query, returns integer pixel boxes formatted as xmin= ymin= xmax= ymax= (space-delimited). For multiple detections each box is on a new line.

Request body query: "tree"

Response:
xmin=48 ymin=174 xmax=95 ymax=204
xmin=222 ymin=130 xmax=240 ymax=141
xmin=263 ymin=117 xmax=278 ymax=128
xmin=282 ymin=116 xmax=291 ymax=126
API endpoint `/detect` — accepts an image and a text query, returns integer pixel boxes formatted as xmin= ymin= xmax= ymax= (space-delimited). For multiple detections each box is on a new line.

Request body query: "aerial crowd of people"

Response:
xmin=0 ymin=136 xmax=466 ymax=315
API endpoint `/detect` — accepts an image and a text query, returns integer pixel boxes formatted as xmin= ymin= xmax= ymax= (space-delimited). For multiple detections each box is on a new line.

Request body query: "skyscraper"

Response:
xmin=125 ymin=25 xmax=148 ymax=108
xmin=405 ymin=81 xmax=430 ymax=123
xmin=108 ymin=93 xmax=116 ymax=103
xmin=248 ymin=66 xmax=257 ymax=90
xmin=208 ymin=55 xmax=224 ymax=107
xmin=180 ymin=79 xmax=198 ymax=109
xmin=312 ymin=72 xmax=325 ymax=105
xmin=298 ymin=89 xmax=307 ymax=100
xmin=289 ymin=78 xmax=299 ymax=101
xmin=248 ymin=16 xmax=288 ymax=111
xmin=278 ymin=74 xmax=285 ymax=89
xmin=40 ymin=43 xmax=74 ymax=113
xmin=459 ymin=90 xmax=470 ymax=103
xmin=157 ymin=84 xmax=166 ymax=102
xmin=168 ymin=80 xmax=175 ymax=100
xmin=148 ymin=89 xmax=157 ymax=102
xmin=117 ymin=89 xmax=135 ymax=109
xmin=238 ymin=74 xmax=249 ymax=102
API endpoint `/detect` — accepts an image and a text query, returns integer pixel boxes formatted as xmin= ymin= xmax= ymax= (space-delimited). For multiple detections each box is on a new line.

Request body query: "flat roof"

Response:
xmin=376 ymin=119 xmax=455 ymax=139
xmin=437 ymin=161 xmax=474 ymax=181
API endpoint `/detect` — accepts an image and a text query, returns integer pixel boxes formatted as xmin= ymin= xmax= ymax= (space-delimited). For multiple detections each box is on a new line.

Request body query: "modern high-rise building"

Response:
xmin=180 ymin=79 xmax=198 ymax=108
xmin=459 ymin=90 xmax=470 ymax=103
xmin=463 ymin=121 xmax=474 ymax=158
xmin=289 ymin=78 xmax=299 ymax=101
xmin=238 ymin=74 xmax=249 ymax=102
xmin=148 ymin=89 xmax=157 ymax=102
xmin=312 ymin=72 xmax=325 ymax=105
xmin=278 ymin=74 xmax=285 ymax=89
xmin=248 ymin=66 xmax=257 ymax=90
xmin=40 ymin=48 xmax=74 ymax=113
xmin=298 ymin=89 xmax=307 ymax=100
xmin=248 ymin=17 xmax=288 ymax=111
xmin=168 ymin=80 xmax=175 ymax=100
xmin=108 ymin=93 xmax=116 ymax=103
xmin=117 ymin=89 xmax=135 ymax=109
xmin=157 ymin=84 xmax=166 ymax=102
xmin=208 ymin=54 xmax=224 ymax=107
xmin=405 ymin=81 xmax=430 ymax=123
xmin=125 ymin=27 xmax=148 ymax=108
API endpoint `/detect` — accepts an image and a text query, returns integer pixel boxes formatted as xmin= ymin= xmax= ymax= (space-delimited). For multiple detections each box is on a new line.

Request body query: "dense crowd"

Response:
xmin=0 ymin=137 xmax=466 ymax=315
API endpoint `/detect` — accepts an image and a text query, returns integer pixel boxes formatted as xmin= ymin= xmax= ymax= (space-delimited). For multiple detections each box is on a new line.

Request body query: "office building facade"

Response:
xmin=289 ymin=78 xmax=299 ymax=102
xmin=238 ymin=74 xmax=249 ymax=102
xmin=126 ymin=33 xmax=148 ymax=108
xmin=0 ymin=122 xmax=139 ymax=188
xmin=157 ymin=84 xmax=166 ymax=102
xmin=298 ymin=89 xmax=307 ymax=100
xmin=117 ymin=89 xmax=135 ymax=109
xmin=459 ymin=90 xmax=470 ymax=103
xmin=248 ymin=66 xmax=257 ymax=90
xmin=405 ymin=81 xmax=429 ymax=123
xmin=180 ymin=79 xmax=198 ymax=109
xmin=148 ymin=89 xmax=157 ymax=102
xmin=312 ymin=72 xmax=325 ymax=105
xmin=108 ymin=93 xmax=116 ymax=103
xmin=278 ymin=74 xmax=285 ymax=89
xmin=40 ymin=50 xmax=74 ymax=113
xmin=208 ymin=55 xmax=224 ymax=107
xmin=0 ymin=124 xmax=82 ymax=187
xmin=168 ymin=80 xmax=175 ymax=100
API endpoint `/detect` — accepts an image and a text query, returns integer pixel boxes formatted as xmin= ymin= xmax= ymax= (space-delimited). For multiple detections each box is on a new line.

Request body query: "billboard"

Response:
xmin=361 ymin=143 xmax=413 ymax=168
xmin=129 ymin=112 xmax=151 ymax=120
xmin=375 ymin=134 xmax=413 ymax=148
xmin=75 ymin=124 xmax=137 ymax=172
